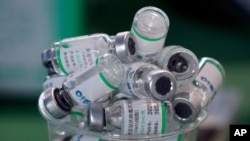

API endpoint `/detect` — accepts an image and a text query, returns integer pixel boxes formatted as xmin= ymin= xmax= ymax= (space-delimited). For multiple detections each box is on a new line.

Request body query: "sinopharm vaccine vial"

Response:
xmin=131 ymin=6 xmax=169 ymax=63
xmin=121 ymin=62 xmax=176 ymax=101
xmin=43 ymin=54 xmax=125 ymax=119
xmin=50 ymin=31 xmax=137 ymax=75
xmin=88 ymin=98 xmax=174 ymax=135
xmin=172 ymin=57 xmax=225 ymax=124
xmin=156 ymin=45 xmax=199 ymax=84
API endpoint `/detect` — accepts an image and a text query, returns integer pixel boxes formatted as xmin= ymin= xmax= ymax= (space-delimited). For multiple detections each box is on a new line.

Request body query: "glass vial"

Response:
xmin=88 ymin=98 xmax=174 ymax=135
xmin=131 ymin=6 xmax=169 ymax=63
xmin=43 ymin=53 xmax=125 ymax=119
xmin=50 ymin=31 xmax=137 ymax=75
xmin=172 ymin=57 xmax=225 ymax=124
xmin=156 ymin=45 xmax=199 ymax=84
xmin=121 ymin=62 xmax=176 ymax=101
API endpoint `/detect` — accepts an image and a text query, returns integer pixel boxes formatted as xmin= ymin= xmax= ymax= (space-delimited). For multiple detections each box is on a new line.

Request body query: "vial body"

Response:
xmin=193 ymin=57 xmax=225 ymax=103
xmin=63 ymin=53 xmax=125 ymax=106
xmin=131 ymin=6 xmax=169 ymax=63
xmin=156 ymin=45 xmax=199 ymax=84
xmin=121 ymin=62 xmax=176 ymax=101
xmin=51 ymin=32 xmax=137 ymax=75
xmin=172 ymin=57 xmax=225 ymax=123
xmin=44 ymin=53 xmax=125 ymax=119
xmin=89 ymin=98 xmax=174 ymax=135
xmin=51 ymin=33 xmax=111 ymax=75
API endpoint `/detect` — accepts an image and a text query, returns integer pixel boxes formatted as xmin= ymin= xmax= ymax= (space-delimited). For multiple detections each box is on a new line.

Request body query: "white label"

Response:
xmin=132 ymin=29 xmax=165 ymax=63
xmin=71 ymin=134 xmax=100 ymax=141
xmin=122 ymin=62 xmax=148 ymax=98
xmin=42 ymin=75 xmax=66 ymax=94
xmin=195 ymin=60 xmax=223 ymax=97
xmin=69 ymin=72 xmax=115 ymax=106
xmin=57 ymin=36 xmax=99 ymax=74
xmin=122 ymin=99 xmax=165 ymax=135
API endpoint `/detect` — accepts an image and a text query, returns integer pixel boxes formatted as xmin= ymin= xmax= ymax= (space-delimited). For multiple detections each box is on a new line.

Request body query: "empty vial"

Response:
xmin=43 ymin=53 xmax=125 ymax=119
xmin=156 ymin=45 xmax=199 ymax=84
xmin=88 ymin=98 xmax=174 ymax=135
xmin=172 ymin=57 xmax=225 ymax=124
xmin=121 ymin=62 xmax=176 ymax=101
xmin=131 ymin=6 xmax=169 ymax=62
xmin=50 ymin=31 xmax=137 ymax=75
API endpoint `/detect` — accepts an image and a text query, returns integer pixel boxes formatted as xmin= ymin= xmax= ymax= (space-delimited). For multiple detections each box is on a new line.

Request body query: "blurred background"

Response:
xmin=0 ymin=0 xmax=250 ymax=140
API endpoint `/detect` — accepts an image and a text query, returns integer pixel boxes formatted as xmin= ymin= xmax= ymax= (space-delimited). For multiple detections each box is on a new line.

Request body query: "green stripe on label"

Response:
xmin=56 ymin=49 xmax=68 ymax=75
xmin=96 ymin=58 xmax=117 ymax=89
xmin=177 ymin=134 xmax=183 ymax=141
xmin=98 ymin=139 xmax=102 ymax=141
xmin=99 ymin=72 xmax=117 ymax=90
xmin=207 ymin=60 xmax=225 ymax=78
xmin=70 ymin=111 xmax=84 ymax=117
xmin=95 ymin=58 xmax=99 ymax=65
xmin=132 ymin=25 xmax=166 ymax=41
xmin=161 ymin=101 xmax=166 ymax=133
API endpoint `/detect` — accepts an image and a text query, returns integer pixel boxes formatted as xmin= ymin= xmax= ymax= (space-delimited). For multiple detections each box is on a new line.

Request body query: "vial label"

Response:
xmin=42 ymin=75 xmax=66 ymax=94
xmin=131 ymin=26 xmax=165 ymax=63
xmin=195 ymin=60 xmax=223 ymax=96
xmin=121 ymin=98 xmax=166 ymax=135
xmin=69 ymin=70 xmax=117 ymax=106
xmin=122 ymin=62 xmax=148 ymax=98
xmin=56 ymin=38 xmax=98 ymax=75
xmin=71 ymin=134 xmax=101 ymax=141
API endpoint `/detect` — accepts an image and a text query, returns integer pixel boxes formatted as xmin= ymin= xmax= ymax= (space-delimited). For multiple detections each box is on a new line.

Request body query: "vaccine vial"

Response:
xmin=88 ymin=98 xmax=174 ymax=135
xmin=50 ymin=31 xmax=137 ymax=75
xmin=172 ymin=57 xmax=225 ymax=124
xmin=156 ymin=45 xmax=199 ymax=84
xmin=194 ymin=57 xmax=225 ymax=104
xmin=131 ymin=6 xmax=169 ymax=63
xmin=43 ymin=53 xmax=125 ymax=119
xmin=121 ymin=62 xmax=176 ymax=101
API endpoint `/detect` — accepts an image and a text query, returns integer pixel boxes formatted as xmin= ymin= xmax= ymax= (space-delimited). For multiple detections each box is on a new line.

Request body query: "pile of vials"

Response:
xmin=39 ymin=6 xmax=225 ymax=141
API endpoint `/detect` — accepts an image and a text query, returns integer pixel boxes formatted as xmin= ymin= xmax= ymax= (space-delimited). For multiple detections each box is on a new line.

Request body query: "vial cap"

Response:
xmin=114 ymin=31 xmax=138 ymax=63
xmin=44 ymin=88 xmax=71 ymax=119
xmin=88 ymin=102 xmax=104 ymax=132
xmin=172 ymin=92 xmax=201 ymax=124
xmin=41 ymin=48 xmax=52 ymax=67
xmin=145 ymin=70 xmax=176 ymax=101
xmin=162 ymin=45 xmax=199 ymax=83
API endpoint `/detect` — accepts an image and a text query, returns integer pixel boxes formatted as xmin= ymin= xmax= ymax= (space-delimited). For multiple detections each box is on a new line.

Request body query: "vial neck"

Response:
xmin=59 ymin=88 xmax=75 ymax=109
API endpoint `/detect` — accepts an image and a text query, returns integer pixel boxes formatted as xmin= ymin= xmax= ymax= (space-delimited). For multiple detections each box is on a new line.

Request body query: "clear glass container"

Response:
xmin=50 ymin=32 xmax=137 ymax=75
xmin=131 ymin=6 xmax=169 ymax=63
xmin=121 ymin=62 xmax=176 ymax=101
